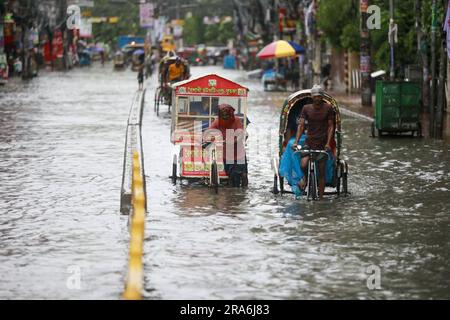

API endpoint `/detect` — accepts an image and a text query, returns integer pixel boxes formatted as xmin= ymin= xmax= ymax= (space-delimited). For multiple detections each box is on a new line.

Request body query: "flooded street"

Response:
xmin=0 ymin=66 xmax=134 ymax=299
xmin=1 ymin=65 xmax=449 ymax=299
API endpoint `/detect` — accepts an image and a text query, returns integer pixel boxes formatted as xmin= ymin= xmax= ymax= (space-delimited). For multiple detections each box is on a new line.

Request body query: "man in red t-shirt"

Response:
xmin=292 ymin=85 xmax=334 ymax=199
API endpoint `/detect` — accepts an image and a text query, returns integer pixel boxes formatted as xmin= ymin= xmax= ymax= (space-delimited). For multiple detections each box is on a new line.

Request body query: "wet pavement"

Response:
xmin=0 ymin=65 xmax=449 ymax=299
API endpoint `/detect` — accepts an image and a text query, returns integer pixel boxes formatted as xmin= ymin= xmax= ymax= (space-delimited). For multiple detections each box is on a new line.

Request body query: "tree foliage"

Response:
xmin=317 ymin=0 xmax=360 ymax=51
xmin=318 ymin=0 xmax=448 ymax=74
xmin=183 ymin=15 xmax=204 ymax=46
xmin=184 ymin=16 xmax=233 ymax=46
xmin=218 ymin=21 xmax=234 ymax=44
xmin=91 ymin=0 xmax=142 ymax=48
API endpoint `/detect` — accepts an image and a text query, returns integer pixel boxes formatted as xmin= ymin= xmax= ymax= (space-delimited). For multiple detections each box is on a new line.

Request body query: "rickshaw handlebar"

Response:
xmin=293 ymin=146 xmax=329 ymax=159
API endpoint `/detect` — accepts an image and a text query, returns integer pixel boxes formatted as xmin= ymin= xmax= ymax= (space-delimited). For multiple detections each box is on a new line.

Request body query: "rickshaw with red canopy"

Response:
xmin=170 ymin=74 xmax=249 ymax=193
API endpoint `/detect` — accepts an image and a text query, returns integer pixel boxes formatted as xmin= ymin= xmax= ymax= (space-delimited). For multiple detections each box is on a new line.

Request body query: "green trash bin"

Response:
xmin=372 ymin=80 xmax=422 ymax=137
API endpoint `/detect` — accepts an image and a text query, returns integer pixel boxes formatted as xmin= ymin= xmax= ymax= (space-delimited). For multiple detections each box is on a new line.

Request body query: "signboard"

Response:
xmin=0 ymin=25 xmax=4 ymax=53
xmin=44 ymin=41 xmax=52 ymax=64
xmin=175 ymin=75 xmax=249 ymax=97
xmin=79 ymin=18 xmax=93 ymax=38
xmin=3 ymin=20 xmax=14 ymax=47
xmin=52 ymin=30 xmax=64 ymax=60
xmin=30 ymin=28 xmax=39 ymax=46
xmin=140 ymin=3 xmax=154 ymax=28
xmin=278 ymin=7 xmax=286 ymax=33
xmin=444 ymin=1 xmax=450 ymax=59
xmin=90 ymin=17 xmax=120 ymax=23
xmin=0 ymin=53 xmax=8 ymax=83
xmin=67 ymin=0 xmax=94 ymax=7
xmin=91 ymin=17 xmax=108 ymax=23
xmin=360 ymin=55 xmax=371 ymax=73
xmin=173 ymin=25 xmax=183 ymax=38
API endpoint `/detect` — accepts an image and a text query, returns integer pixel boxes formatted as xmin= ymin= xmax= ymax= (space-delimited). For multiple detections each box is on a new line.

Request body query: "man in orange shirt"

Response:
xmin=166 ymin=57 xmax=186 ymax=83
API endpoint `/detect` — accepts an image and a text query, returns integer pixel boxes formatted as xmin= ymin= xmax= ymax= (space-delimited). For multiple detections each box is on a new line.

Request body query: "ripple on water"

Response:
xmin=1 ymin=66 xmax=450 ymax=299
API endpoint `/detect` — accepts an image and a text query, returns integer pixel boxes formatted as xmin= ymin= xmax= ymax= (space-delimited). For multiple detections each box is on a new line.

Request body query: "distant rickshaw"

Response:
xmin=78 ymin=50 xmax=91 ymax=67
xmin=122 ymin=43 xmax=145 ymax=66
xmin=262 ymin=68 xmax=287 ymax=91
xmin=154 ymin=56 xmax=190 ymax=115
xmin=113 ymin=51 xmax=125 ymax=70
xmin=160 ymin=35 xmax=176 ymax=53
xmin=131 ymin=49 xmax=145 ymax=71
xmin=272 ymin=90 xmax=349 ymax=200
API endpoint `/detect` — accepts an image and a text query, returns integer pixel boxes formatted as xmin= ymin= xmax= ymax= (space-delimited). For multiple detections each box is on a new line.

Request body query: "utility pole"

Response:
xmin=298 ymin=3 xmax=306 ymax=89
xmin=304 ymin=0 xmax=314 ymax=88
xmin=360 ymin=0 xmax=372 ymax=106
xmin=415 ymin=0 xmax=421 ymax=62
xmin=436 ymin=0 xmax=448 ymax=139
xmin=389 ymin=0 xmax=395 ymax=80
xmin=60 ymin=0 xmax=68 ymax=71
xmin=20 ymin=0 xmax=32 ymax=80
xmin=273 ymin=0 xmax=279 ymax=41
xmin=417 ymin=0 xmax=431 ymax=112
xmin=430 ymin=0 xmax=437 ymax=137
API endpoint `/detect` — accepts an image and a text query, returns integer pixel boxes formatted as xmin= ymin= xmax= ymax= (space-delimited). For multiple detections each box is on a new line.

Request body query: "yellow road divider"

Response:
xmin=122 ymin=151 xmax=146 ymax=300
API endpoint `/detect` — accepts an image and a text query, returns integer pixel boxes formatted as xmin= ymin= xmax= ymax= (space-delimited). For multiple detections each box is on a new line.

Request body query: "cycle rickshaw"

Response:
xmin=169 ymin=74 xmax=249 ymax=193
xmin=154 ymin=57 xmax=190 ymax=116
xmin=271 ymin=89 xmax=349 ymax=200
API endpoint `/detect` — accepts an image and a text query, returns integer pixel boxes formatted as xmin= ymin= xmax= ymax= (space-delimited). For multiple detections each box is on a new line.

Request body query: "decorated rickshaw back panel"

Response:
xmin=181 ymin=145 xmax=227 ymax=178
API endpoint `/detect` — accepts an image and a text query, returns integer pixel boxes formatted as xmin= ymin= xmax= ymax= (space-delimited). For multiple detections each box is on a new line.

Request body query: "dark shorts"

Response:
xmin=224 ymin=160 xmax=248 ymax=177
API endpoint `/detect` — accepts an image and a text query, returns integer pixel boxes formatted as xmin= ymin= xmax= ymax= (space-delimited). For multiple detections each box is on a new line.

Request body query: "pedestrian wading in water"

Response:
xmin=138 ymin=64 xmax=144 ymax=90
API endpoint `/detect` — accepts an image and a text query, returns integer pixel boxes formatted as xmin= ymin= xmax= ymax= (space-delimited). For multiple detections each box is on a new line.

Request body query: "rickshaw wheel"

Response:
xmin=279 ymin=176 xmax=284 ymax=194
xmin=273 ymin=175 xmax=279 ymax=194
xmin=156 ymin=89 xmax=162 ymax=116
xmin=417 ymin=122 xmax=423 ymax=137
xmin=308 ymin=170 xmax=317 ymax=201
xmin=154 ymin=87 xmax=160 ymax=114
xmin=341 ymin=162 xmax=349 ymax=196
xmin=342 ymin=172 xmax=348 ymax=196
xmin=211 ymin=161 xmax=219 ymax=194
xmin=371 ymin=122 xmax=376 ymax=138
xmin=336 ymin=168 xmax=341 ymax=197
xmin=172 ymin=154 xmax=177 ymax=185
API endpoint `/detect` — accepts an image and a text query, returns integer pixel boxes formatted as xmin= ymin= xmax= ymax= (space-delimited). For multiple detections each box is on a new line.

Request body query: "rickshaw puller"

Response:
xmin=207 ymin=104 xmax=248 ymax=187
xmin=292 ymin=85 xmax=334 ymax=199
xmin=166 ymin=57 xmax=187 ymax=84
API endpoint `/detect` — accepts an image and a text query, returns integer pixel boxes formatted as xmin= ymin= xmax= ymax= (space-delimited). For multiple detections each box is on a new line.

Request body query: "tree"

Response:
xmin=204 ymin=23 xmax=220 ymax=45
xmin=317 ymin=0 xmax=444 ymax=76
xmin=317 ymin=0 xmax=360 ymax=50
xmin=183 ymin=15 xmax=204 ymax=45
xmin=218 ymin=20 xmax=234 ymax=44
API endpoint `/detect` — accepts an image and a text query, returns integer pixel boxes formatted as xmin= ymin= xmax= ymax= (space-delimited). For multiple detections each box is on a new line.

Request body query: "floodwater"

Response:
xmin=0 ymin=65 xmax=449 ymax=299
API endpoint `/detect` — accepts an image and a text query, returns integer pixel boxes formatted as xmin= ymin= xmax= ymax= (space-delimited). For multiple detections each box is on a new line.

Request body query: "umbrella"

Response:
xmin=287 ymin=41 xmax=306 ymax=54
xmin=89 ymin=46 xmax=104 ymax=53
xmin=133 ymin=49 xmax=145 ymax=55
xmin=257 ymin=40 xmax=299 ymax=59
